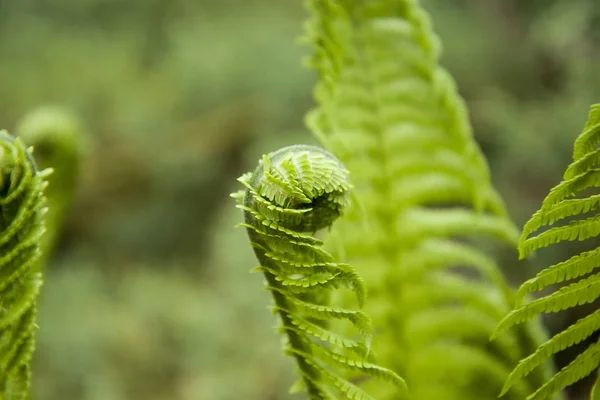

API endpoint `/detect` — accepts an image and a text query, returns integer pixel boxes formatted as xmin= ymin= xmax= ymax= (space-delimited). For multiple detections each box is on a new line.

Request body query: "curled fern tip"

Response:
xmin=234 ymin=144 xmax=406 ymax=399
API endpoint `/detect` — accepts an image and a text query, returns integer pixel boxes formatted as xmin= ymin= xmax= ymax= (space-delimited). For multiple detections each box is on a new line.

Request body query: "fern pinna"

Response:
xmin=495 ymin=104 xmax=600 ymax=399
xmin=304 ymin=0 xmax=556 ymax=399
xmin=0 ymin=132 xmax=50 ymax=399
xmin=233 ymin=145 xmax=406 ymax=399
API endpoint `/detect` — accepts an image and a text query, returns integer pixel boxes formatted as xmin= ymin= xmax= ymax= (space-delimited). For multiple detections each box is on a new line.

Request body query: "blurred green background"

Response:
xmin=0 ymin=1 xmax=599 ymax=399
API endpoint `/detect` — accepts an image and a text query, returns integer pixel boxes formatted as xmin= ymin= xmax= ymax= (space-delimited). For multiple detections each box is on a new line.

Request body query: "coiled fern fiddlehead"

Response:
xmin=232 ymin=145 xmax=406 ymax=399
xmin=0 ymin=131 xmax=50 ymax=399
xmin=495 ymin=103 xmax=600 ymax=400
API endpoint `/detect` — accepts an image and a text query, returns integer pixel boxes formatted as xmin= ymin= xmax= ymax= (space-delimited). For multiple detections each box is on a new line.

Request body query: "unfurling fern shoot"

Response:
xmin=0 ymin=132 xmax=50 ymax=399
xmin=232 ymin=145 xmax=406 ymax=399
xmin=495 ymin=104 xmax=600 ymax=400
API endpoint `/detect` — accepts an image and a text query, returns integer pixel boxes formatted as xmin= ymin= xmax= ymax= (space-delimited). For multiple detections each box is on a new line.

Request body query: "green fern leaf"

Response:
xmin=402 ymin=273 xmax=508 ymax=320
xmin=498 ymin=272 xmax=600 ymax=332
xmin=16 ymin=107 xmax=84 ymax=270
xmin=0 ymin=131 xmax=50 ymax=399
xmin=572 ymin=104 xmax=600 ymax=161
xmin=497 ymin=104 xmax=600 ymax=399
xmin=515 ymin=247 xmax=600 ymax=304
xmin=408 ymin=342 xmax=531 ymax=400
xmin=405 ymin=305 xmax=520 ymax=363
xmin=500 ymin=309 xmax=600 ymax=397
xmin=304 ymin=1 xmax=555 ymax=398
xmin=527 ymin=340 xmax=600 ymax=400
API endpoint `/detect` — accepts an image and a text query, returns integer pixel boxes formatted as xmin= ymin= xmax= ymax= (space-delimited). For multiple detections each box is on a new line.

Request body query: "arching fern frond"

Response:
xmin=0 ymin=131 xmax=50 ymax=399
xmin=233 ymin=145 xmax=406 ymax=399
xmin=496 ymin=104 xmax=600 ymax=400
xmin=304 ymin=1 xmax=556 ymax=399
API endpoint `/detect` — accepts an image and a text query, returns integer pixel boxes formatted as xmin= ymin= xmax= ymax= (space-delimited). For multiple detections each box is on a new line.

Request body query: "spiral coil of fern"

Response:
xmin=0 ymin=131 xmax=50 ymax=399
xmin=233 ymin=145 xmax=406 ymax=399
xmin=495 ymin=104 xmax=600 ymax=400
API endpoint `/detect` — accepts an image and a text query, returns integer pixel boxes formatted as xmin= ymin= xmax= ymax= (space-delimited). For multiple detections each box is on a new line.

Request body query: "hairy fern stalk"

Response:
xmin=495 ymin=104 xmax=600 ymax=400
xmin=304 ymin=0 xmax=557 ymax=399
xmin=0 ymin=132 xmax=50 ymax=399
xmin=233 ymin=145 xmax=406 ymax=399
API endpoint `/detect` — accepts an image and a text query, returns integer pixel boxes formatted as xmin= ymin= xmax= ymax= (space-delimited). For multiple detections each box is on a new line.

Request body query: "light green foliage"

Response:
xmin=0 ymin=1 xmax=597 ymax=399
xmin=233 ymin=145 xmax=406 ymax=399
xmin=496 ymin=104 xmax=600 ymax=400
xmin=303 ymin=0 xmax=556 ymax=399
xmin=0 ymin=132 xmax=50 ymax=399
xmin=16 ymin=107 xmax=85 ymax=269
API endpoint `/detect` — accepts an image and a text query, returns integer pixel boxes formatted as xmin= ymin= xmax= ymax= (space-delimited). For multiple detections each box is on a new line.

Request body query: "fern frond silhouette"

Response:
xmin=0 ymin=131 xmax=50 ymax=399
xmin=233 ymin=145 xmax=406 ymax=399
xmin=304 ymin=1 xmax=556 ymax=399
xmin=496 ymin=104 xmax=600 ymax=400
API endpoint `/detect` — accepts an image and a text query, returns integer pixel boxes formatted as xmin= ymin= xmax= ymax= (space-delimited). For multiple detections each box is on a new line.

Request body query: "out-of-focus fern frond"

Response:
xmin=304 ymin=1 xmax=558 ymax=399
xmin=0 ymin=131 xmax=50 ymax=399
xmin=16 ymin=107 xmax=85 ymax=268
xmin=233 ymin=145 xmax=406 ymax=399
xmin=496 ymin=104 xmax=600 ymax=400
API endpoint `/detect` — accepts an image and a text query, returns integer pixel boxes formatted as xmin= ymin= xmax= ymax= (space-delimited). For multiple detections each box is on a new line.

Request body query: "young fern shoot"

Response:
xmin=232 ymin=145 xmax=406 ymax=399
xmin=495 ymin=104 xmax=600 ymax=400
xmin=0 ymin=132 xmax=50 ymax=399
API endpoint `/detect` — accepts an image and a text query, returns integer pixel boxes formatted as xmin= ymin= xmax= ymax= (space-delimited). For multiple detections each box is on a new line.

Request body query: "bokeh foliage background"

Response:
xmin=0 ymin=0 xmax=599 ymax=399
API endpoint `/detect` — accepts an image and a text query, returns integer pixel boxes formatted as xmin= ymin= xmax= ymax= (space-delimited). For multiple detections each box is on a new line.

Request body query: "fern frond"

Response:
xmin=572 ymin=104 xmax=600 ymax=161
xmin=406 ymin=305 xmax=520 ymax=362
xmin=526 ymin=340 xmax=600 ymax=400
xmin=498 ymin=272 xmax=600 ymax=331
xmin=234 ymin=145 xmax=406 ymax=399
xmin=304 ymin=1 xmax=554 ymax=398
xmin=16 ymin=106 xmax=84 ymax=269
xmin=497 ymin=104 xmax=600 ymax=399
xmin=501 ymin=309 xmax=600 ymax=397
xmin=515 ymin=247 xmax=600 ymax=303
xmin=401 ymin=239 xmax=509 ymax=290
xmin=402 ymin=272 xmax=507 ymax=320
xmin=0 ymin=131 xmax=50 ymax=399
xmin=407 ymin=342 xmax=531 ymax=400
